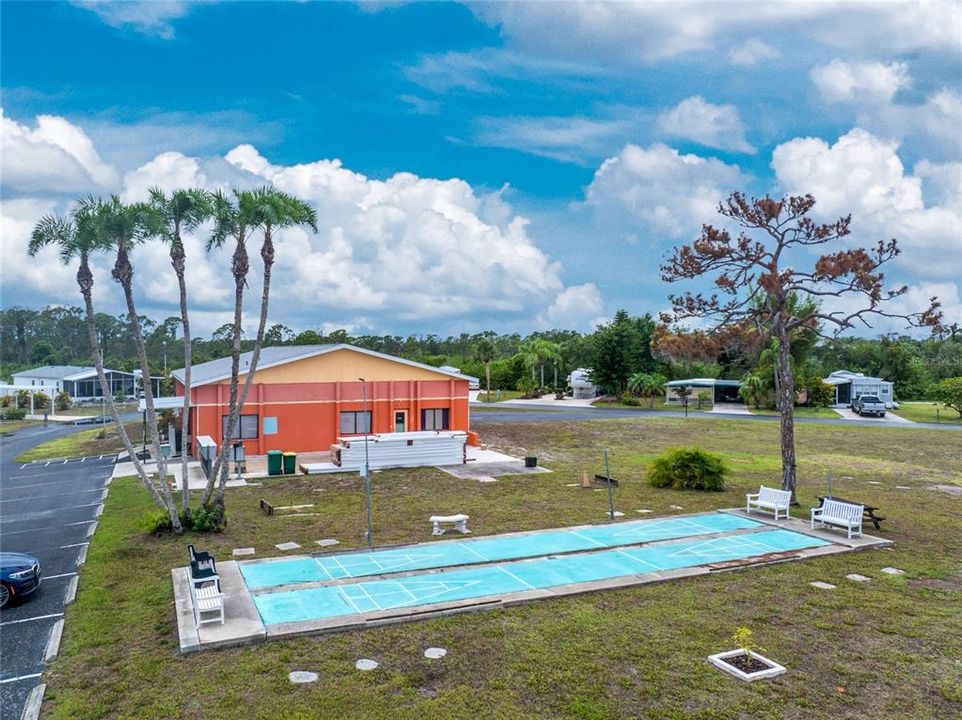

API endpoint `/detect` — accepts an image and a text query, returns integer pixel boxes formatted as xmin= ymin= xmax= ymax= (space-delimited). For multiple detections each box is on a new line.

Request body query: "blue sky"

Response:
xmin=2 ymin=1 xmax=960 ymax=337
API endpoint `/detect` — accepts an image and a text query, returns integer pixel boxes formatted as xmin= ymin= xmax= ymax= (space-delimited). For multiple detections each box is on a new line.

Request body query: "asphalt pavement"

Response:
xmin=1 ymin=422 xmax=116 ymax=720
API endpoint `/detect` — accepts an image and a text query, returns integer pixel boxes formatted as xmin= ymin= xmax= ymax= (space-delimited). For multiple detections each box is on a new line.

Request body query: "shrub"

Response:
xmin=1 ymin=407 xmax=27 ymax=421
xmin=621 ymin=396 xmax=640 ymax=406
xmin=141 ymin=509 xmax=174 ymax=535
xmin=33 ymin=392 xmax=50 ymax=410
xmin=647 ymin=447 xmax=728 ymax=491
xmin=189 ymin=504 xmax=226 ymax=533
xmin=0 ymin=395 xmax=12 ymax=408
xmin=55 ymin=391 xmax=73 ymax=411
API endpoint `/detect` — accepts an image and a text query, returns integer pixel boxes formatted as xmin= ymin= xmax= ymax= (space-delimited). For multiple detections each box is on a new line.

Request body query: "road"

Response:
xmin=470 ymin=404 xmax=961 ymax=430
xmin=0 ymin=422 xmax=116 ymax=720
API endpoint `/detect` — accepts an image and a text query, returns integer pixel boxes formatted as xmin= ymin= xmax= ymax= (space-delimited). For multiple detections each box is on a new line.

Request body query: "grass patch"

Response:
xmin=15 ymin=420 xmax=143 ymax=462
xmin=474 ymin=390 xmax=525 ymax=402
xmin=44 ymin=417 xmax=962 ymax=719
xmin=0 ymin=419 xmax=42 ymax=435
xmin=891 ymin=402 xmax=962 ymax=425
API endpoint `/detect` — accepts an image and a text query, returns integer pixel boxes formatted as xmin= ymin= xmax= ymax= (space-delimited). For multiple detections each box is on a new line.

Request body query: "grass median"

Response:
xmin=15 ymin=420 xmax=143 ymax=462
xmin=43 ymin=417 xmax=962 ymax=719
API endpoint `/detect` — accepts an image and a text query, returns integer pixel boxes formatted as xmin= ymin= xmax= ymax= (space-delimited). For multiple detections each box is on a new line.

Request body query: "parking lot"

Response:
xmin=1 ymin=423 xmax=115 ymax=720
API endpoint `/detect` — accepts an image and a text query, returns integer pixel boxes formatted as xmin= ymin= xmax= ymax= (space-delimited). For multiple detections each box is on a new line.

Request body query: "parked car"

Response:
xmin=853 ymin=395 xmax=886 ymax=417
xmin=0 ymin=552 xmax=42 ymax=608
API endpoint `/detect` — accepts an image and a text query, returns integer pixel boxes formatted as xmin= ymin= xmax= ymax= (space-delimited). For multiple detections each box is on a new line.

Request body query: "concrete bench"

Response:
xmin=430 ymin=513 xmax=470 ymax=536
xmin=746 ymin=485 xmax=792 ymax=520
xmin=811 ymin=498 xmax=864 ymax=539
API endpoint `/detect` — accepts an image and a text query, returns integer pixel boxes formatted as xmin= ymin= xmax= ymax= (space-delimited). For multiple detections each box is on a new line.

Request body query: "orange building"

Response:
xmin=172 ymin=344 xmax=477 ymax=457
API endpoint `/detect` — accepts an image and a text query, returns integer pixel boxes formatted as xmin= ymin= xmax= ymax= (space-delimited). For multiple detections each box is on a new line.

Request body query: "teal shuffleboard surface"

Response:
xmin=241 ymin=513 xmax=763 ymax=589
xmin=253 ymin=528 xmax=827 ymax=625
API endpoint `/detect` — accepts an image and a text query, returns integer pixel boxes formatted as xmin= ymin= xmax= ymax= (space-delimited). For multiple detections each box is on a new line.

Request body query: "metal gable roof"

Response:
xmin=12 ymin=365 xmax=89 ymax=380
xmin=171 ymin=344 xmax=477 ymax=387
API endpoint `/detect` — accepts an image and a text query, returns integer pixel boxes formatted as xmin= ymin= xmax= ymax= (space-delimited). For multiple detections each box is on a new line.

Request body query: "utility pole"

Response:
xmin=360 ymin=377 xmax=372 ymax=548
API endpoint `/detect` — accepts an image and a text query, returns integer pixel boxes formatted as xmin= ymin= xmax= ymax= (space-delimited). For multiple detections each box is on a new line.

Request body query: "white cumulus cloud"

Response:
xmin=538 ymin=283 xmax=605 ymax=330
xmin=656 ymin=96 xmax=755 ymax=154
xmin=728 ymin=38 xmax=780 ymax=66
xmin=1 ymin=109 xmax=118 ymax=192
xmin=811 ymin=59 xmax=910 ymax=104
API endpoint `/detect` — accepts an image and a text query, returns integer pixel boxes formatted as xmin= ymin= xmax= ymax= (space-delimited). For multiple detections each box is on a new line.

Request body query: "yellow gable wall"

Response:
xmin=218 ymin=348 xmax=456 ymax=385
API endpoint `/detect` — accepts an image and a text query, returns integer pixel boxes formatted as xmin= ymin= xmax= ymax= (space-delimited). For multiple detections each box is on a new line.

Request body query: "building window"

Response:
xmin=421 ymin=408 xmax=450 ymax=430
xmin=222 ymin=414 xmax=258 ymax=440
xmin=340 ymin=411 xmax=371 ymax=435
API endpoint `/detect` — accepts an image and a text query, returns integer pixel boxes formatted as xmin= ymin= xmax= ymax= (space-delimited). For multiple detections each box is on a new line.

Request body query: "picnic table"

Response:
xmin=817 ymin=496 xmax=884 ymax=530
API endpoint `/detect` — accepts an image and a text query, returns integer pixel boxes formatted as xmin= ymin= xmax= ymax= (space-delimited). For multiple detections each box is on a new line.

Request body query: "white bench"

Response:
xmin=746 ymin=485 xmax=792 ymax=520
xmin=430 ymin=513 xmax=470 ymax=536
xmin=811 ymin=499 xmax=864 ymax=539
xmin=191 ymin=583 xmax=225 ymax=626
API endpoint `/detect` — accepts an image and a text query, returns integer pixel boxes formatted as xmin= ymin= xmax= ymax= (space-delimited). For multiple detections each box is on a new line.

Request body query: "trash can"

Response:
xmin=267 ymin=450 xmax=283 ymax=476
xmin=283 ymin=452 xmax=297 ymax=475
xmin=524 ymin=456 xmax=538 ymax=468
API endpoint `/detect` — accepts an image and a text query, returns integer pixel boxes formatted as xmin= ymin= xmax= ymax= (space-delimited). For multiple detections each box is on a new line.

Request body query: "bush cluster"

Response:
xmin=1 ymin=407 xmax=27 ymax=421
xmin=140 ymin=503 xmax=227 ymax=535
xmin=647 ymin=447 xmax=728 ymax=491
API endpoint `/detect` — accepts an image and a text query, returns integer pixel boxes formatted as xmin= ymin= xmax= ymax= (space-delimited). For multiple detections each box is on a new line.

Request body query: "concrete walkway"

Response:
xmin=708 ymin=402 xmax=752 ymax=415
xmin=485 ymin=395 xmax=603 ymax=409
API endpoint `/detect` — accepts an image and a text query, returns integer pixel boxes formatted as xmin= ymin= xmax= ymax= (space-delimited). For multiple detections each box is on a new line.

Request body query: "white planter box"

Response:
xmin=708 ymin=649 xmax=786 ymax=682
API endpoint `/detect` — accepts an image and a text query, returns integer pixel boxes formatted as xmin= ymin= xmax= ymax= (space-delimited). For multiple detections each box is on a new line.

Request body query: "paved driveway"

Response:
xmin=1 ymin=424 xmax=115 ymax=720
xmin=832 ymin=407 xmax=915 ymax=424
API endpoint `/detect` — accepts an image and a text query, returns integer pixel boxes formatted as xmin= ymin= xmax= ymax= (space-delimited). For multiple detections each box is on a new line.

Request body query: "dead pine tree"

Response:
xmin=660 ymin=192 xmax=941 ymax=503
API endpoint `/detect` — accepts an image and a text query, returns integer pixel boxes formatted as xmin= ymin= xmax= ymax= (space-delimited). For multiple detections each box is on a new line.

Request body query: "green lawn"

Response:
xmin=474 ymin=390 xmax=525 ymax=402
xmin=891 ymin=401 xmax=962 ymax=425
xmin=748 ymin=406 xmax=840 ymax=418
xmin=0 ymin=418 xmax=41 ymax=435
xmin=43 ymin=417 xmax=962 ymax=719
xmin=15 ymin=420 xmax=144 ymax=462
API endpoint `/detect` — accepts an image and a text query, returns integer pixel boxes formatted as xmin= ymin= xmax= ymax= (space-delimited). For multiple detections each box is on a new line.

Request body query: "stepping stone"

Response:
xmin=636 ymin=509 xmax=653 ymax=514
xmin=670 ymin=505 xmax=684 ymax=510
xmin=846 ymin=574 xmax=871 ymax=582
xmin=607 ymin=511 xmax=625 ymax=518
xmin=565 ymin=483 xmax=580 ymax=487
xmin=478 ymin=477 xmax=498 ymax=483
xmin=866 ymin=481 xmax=882 ymax=485
xmin=233 ymin=547 xmax=255 ymax=557
xmin=288 ymin=671 xmax=318 ymax=684
xmin=842 ymin=476 xmax=854 ymax=480
xmin=895 ymin=485 xmax=911 ymax=490
xmin=275 ymin=542 xmax=301 ymax=551
xmin=424 ymin=647 xmax=447 ymax=660
xmin=810 ymin=581 xmax=836 ymax=590
xmin=315 ymin=538 xmax=340 ymax=547
xmin=881 ymin=567 xmax=905 ymax=575
xmin=355 ymin=659 xmax=378 ymax=671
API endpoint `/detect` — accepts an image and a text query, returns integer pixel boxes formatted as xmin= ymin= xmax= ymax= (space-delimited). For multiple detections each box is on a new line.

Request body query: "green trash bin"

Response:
xmin=267 ymin=450 xmax=283 ymax=476
xmin=283 ymin=452 xmax=297 ymax=475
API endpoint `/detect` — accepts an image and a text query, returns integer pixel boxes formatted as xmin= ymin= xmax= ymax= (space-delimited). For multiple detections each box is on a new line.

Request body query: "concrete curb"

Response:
xmin=65 ymin=575 xmax=79 ymax=604
xmin=85 ymin=521 xmax=98 ymax=538
xmin=20 ymin=683 xmax=45 ymax=720
xmin=76 ymin=545 xmax=88 ymax=566
xmin=44 ymin=619 xmax=65 ymax=662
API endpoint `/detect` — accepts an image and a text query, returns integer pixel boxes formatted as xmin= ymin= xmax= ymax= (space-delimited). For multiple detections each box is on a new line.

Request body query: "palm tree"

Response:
xmin=473 ymin=338 xmax=496 ymax=400
xmin=202 ymin=188 xmax=317 ymax=509
xmin=519 ymin=339 xmax=563 ymax=389
xmin=739 ymin=372 xmax=765 ymax=409
xmin=148 ymin=188 xmax=212 ymax=514
xmin=101 ymin=196 xmax=182 ymax=531
xmin=29 ymin=199 xmax=177 ymax=522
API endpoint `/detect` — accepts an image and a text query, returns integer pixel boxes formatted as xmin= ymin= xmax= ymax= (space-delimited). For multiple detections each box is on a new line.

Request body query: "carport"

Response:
xmin=665 ymin=378 xmax=743 ymax=404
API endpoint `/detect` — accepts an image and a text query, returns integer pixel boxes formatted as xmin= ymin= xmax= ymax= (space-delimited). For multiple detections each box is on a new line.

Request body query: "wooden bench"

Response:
xmin=430 ymin=514 xmax=470 ymax=536
xmin=191 ymin=583 xmax=225 ymax=626
xmin=746 ymin=485 xmax=792 ymax=520
xmin=811 ymin=498 xmax=864 ymax=539
xmin=817 ymin=496 xmax=884 ymax=530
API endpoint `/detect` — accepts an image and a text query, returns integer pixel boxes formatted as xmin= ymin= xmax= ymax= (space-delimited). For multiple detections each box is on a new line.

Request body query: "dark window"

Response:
xmin=421 ymin=408 xmax=449 ymax=430
xmin=339 ymin=411 xmax=371 ymax=435
xmin=222 ymin=414 xmax=258 ymax=440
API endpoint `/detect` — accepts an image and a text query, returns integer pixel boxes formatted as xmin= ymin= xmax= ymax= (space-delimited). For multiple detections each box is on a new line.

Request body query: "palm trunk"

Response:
xmin=78 ymin=259 xmax=168 ymax=512
xmin=214 ymin=229 xmax=276 ymax=506
xmin=485 ymin=362 xmax=491 ymax=401
xmin=202 ymin=241 xmax=248 ymax=506
xmin=115 ymin=248 xmax=182 ymax=532
xmin=775 ymin=323 xmax=798 ymax=503
xmin=172 ymin=244 xmax=192 ymax=515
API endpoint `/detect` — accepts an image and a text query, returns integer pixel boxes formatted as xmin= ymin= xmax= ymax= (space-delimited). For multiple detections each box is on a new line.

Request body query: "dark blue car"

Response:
xmin=0 ymin=552 xmax=42 ymax=608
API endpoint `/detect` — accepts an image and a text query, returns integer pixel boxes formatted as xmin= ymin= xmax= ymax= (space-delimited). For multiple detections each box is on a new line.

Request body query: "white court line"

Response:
xmin=0 ymin=612 xmax=64 ymax=627
xmin=329 ymin=555 xmax=354 ymax=579
xmin=458 ymin=542 xmax=491 ymax=562
xmin=353 ymin=582 xmax=383 ymax=610
xmin=311 ymin=558 xmax=336 ymax=582
xmin=614 ymin=549 xmax=662 ymax=571
xmin=0 ymin=673 xmax=43 ymax=685
xmin=497 ymin=566 xmax=537 ymax=590
xmin=567 ymin=530 xmax=609 ymax=548
xmin=337 ymin=587 xmax=364 ymax=614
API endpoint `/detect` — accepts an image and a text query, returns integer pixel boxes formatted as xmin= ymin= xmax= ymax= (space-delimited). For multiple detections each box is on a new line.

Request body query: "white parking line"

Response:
xmin=0 ymin=673 xmax=43 ymax=685
xmin=0 ymin=487 xmax=107 ymax=502
xmin=60 ymin=541 xmax=90 ymax=549
xmin=0 ymin=612 xmax=64 ymax=627
xmin=43 ymin=572 xmax=78 ymax=580
xmin=20 ymin=464 xmax=28 ymax=470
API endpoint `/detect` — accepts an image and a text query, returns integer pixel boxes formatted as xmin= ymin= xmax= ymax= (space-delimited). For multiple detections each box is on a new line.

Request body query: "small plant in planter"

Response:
xmin=708 ymin=626 xmax=786 ymax=682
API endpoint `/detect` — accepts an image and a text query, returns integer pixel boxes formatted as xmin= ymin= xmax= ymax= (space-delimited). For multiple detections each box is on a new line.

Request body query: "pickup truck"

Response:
xmin=853 ymin=395 xmax=886 ymax=417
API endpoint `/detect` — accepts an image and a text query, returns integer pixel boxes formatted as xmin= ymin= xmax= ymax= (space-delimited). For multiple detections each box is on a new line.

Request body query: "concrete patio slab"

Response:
xmin=718 ymin=508 xmax=894 ymax=550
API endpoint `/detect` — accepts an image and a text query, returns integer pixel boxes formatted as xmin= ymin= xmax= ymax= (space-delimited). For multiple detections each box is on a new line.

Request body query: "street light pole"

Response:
xmin=360 ymin=377 xmax=372 ymax=547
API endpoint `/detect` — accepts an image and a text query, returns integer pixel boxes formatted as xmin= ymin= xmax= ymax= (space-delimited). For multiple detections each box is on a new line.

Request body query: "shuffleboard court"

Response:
xmin=253 ymin=528 xmax=828 ymax=625
xmin=240 ymin=513 xmax=763 ymax=589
